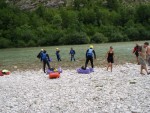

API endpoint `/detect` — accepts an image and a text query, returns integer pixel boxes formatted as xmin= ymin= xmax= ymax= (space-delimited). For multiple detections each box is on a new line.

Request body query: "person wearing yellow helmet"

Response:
xmin=56 ymin=48 xmax=61 ymax=61
xmin=84 ymin=45 xmax=96 ymax=69
xmin=90 ymin=45 xmax=93 ymax=49
xmin=37 ymin=49 xmax=44 ymax=62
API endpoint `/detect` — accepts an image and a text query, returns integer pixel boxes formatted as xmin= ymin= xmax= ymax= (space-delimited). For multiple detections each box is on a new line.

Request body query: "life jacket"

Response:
xmin=70 ymin=50 xmax=75 ymax=55
xmin=87 ymin=49 xmax=93 ymax=57
xmin=42 ymin=53 xmax=47 ymax=60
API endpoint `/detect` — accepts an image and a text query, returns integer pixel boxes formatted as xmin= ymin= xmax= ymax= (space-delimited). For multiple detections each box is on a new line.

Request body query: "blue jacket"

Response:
xmin=70 ymin=50 xmax=75 ymax=55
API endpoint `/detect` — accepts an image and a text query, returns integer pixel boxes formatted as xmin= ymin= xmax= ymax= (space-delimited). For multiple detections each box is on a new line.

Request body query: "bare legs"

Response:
xmin=136 ymin=56 xmax=139 ymax=64
xmin=140 ymin=65 xmax=149 ymax=75
xmin=107 ymin=63 xmax=113 ymax=72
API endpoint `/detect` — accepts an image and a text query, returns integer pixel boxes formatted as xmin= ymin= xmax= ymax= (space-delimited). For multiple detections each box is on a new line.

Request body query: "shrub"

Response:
xmin=109 ymin=32 xmax=129 ymax=42
xmin=27 ymin=40 xmax=36 ymax=47
xmin=61 ymin=32 xmax=90 ymax=45
xmin=0 ymin=37 xmax=11 ymax=48
xmin=17 ymin=40 xmax=26 ymax=47
xmin=91 ymin=33 xmax=108 ymax=43
xmin=125 ymin=24 xmax=149 ymax=41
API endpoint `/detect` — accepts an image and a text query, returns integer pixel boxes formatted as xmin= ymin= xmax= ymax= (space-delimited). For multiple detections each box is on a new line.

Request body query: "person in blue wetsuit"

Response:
xmin=56 ymin=48 xmax=61 ymax=61
xmin=85 ymin=45 xmax=96 ymax=69
xmin=70 ymin=47 xmax=76 ymax=61
xmin=41 ymin=50 xmax=51 ymax=73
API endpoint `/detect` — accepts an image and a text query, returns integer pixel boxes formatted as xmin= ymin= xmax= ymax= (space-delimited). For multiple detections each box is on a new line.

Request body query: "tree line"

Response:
xmin=0 ymin=0 xmax=150 ymax=48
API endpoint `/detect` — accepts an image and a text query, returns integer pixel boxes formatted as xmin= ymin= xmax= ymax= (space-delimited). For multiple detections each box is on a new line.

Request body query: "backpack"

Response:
xmin=87 ymin=49 xmax=93 ymax=57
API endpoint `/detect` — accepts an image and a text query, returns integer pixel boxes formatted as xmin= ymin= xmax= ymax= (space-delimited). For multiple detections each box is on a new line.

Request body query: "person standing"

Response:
xmin=106 ymin=46 xmax=114 ymax=72
xmin=146 ymin=42 xmax=150 ymax=69
xmin=70 ymin=47 xmax=76 ymax=61
xmin=85 ymin=45 xmax=96 ymax=69
xmin=56 ymin=48 xmax=61 ymax=61
xmin=138 ymin=42 xmax=150 ymax=75
xmin=41 ymin=50 xmax=51 ymax=73
xmin=133 ymin=44 xmax=139 ymax=64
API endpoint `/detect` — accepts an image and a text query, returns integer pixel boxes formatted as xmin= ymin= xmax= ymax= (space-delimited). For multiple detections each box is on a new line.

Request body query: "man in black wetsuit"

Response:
xmin=84 ymin=45 xmax=96 ymax=69
xmin=41 ymin=50 xmax=51 ymax=73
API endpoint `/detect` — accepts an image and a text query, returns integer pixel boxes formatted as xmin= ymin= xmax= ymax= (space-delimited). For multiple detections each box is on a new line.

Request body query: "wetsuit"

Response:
xmin=42 ymin=53 xmax=51 ymax=73
xmin=70 ymin=50 xmax=75 ymax=61
xmin=85 ymin=48 xmax=96 ymax=69
xmin=107 ymin=52 xmax=114 ymax=63
xmin=56 ymin=50 xmax=61 ymax=61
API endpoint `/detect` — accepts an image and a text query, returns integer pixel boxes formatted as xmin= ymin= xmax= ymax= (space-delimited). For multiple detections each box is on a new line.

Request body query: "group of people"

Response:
xmin=37 ymin=45 xmax=115 ymax=73
xmin=133 ymin=42 xmax=150 ymax=75
xmin=37 ymin=48 xmax=76 ymax=73
xmin=83 ymin=45 xmax=114 ymax=72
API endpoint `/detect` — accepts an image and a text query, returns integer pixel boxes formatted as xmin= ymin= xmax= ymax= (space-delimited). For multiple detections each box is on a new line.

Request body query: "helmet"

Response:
xmin=41 ymin=49 xmax=44 ymax=51
xmin=56 ymin=48 xmax=59 ymax=50
xmin=90 ymin=45 xmax=93 ymax=49
xmin=54 ymin=69 xmax=58 ymax=72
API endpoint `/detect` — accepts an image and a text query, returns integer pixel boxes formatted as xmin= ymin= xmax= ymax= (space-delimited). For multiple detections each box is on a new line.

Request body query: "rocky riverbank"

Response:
xmin=0 ymin=63 xmax=150 ymax=113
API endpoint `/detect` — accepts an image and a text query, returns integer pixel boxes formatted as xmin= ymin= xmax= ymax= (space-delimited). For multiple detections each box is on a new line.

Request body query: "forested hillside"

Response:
xmin=0 ymin=0 xmax=150 ymax=48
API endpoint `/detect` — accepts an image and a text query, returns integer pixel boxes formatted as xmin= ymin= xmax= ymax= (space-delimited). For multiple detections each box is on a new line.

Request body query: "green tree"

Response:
xmin=60 ymin=9 xmax=79 ymax=29
xmin=52 ymin=14 xmax=62 ymax=28
xmin=106 ymin=0 xmax=120 ymax=11
xmin=136 ymin=4 xmax=150 ymax=25
xmin=73 ymin=0 xmax=87 ymax=10
xmin=79 ymin=8 xmax=96 ymax=24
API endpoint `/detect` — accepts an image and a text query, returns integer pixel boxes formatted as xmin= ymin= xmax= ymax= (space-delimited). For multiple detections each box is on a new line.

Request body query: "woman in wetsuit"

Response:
xmin=106 ymin=46 xmax=114 ymax=72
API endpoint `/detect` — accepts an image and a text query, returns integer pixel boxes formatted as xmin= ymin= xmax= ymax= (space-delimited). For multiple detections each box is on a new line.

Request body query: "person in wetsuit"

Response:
xmin=70 ymin=47 xmax=76 ymax=61
xmin=37 ymin=49 xmax=44 ymax=62
xmin=133 ymin=44 xmax=140 ymax=64
xmin=41 ymin=50 xmax=51 ymax=73
xmin=85 ymin=45 xmax=96 ymax=69
xmin=106 ymin=46 xmax=114 ymax=72
xmin=56 ymin=48 xmax=61 ymax=61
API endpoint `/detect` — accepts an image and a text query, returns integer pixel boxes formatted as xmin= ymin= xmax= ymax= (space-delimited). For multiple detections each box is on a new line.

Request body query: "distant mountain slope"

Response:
xmin=6 ymin=0 xmax=66 ymax=10
xmin=6 ymin=0 xmax=150 ymax=10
